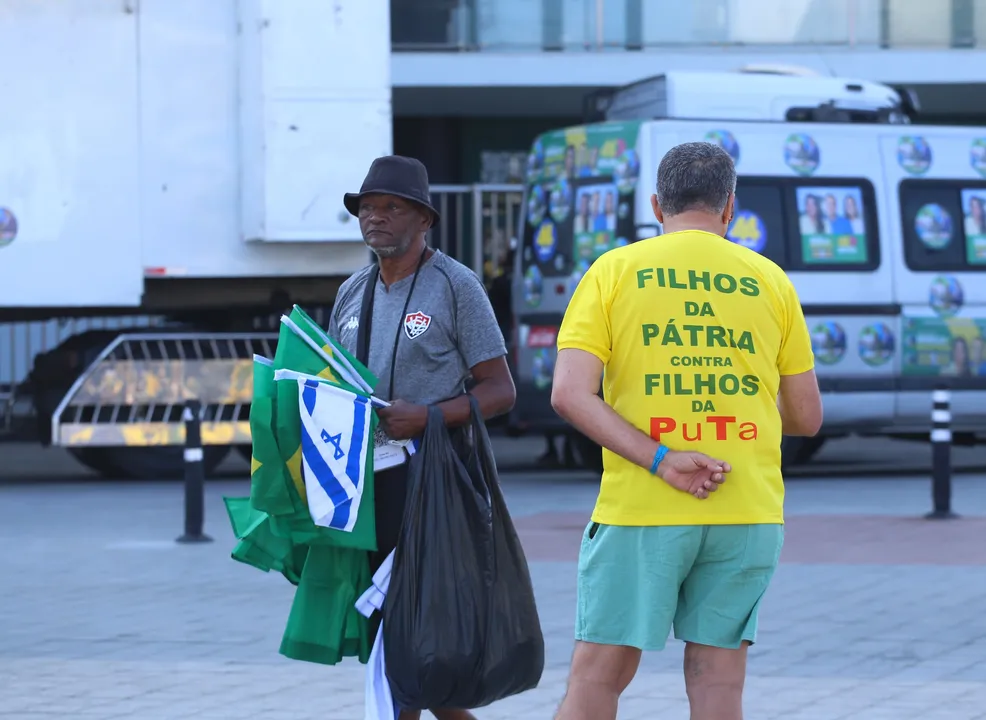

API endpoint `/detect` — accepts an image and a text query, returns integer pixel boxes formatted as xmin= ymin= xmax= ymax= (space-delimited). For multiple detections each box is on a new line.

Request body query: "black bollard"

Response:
xmin=925 ymin=386 xmax=958 ymax=521
xmin=176 ymin=400 xmax=213 ymax=543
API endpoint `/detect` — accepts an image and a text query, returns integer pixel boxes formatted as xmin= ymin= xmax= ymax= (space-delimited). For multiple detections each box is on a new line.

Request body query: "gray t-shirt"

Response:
xmin=328 ymin=250 xmax=507 ymax=405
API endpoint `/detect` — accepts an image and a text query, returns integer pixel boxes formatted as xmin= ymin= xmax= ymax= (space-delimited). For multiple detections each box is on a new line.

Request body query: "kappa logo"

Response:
xmin=403 ymin=311 xmax=432 ymax=340
xmin=343 ymin=316 xmax=359 ymax=332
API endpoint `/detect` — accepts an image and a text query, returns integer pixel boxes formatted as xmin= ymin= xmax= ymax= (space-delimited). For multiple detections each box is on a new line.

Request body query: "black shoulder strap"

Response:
xmin=356 ymin=264 xmax=379 ymax=366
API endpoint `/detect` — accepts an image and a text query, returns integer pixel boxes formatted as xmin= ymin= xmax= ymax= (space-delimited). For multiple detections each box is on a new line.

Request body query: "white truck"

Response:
xmin=509 ymin=68 xmax=986 ymax=470
xmin=0 ymin=0 xmax=391 ymax=477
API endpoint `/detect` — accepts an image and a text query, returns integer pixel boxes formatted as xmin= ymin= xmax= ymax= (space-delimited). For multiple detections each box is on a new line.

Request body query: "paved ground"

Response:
xmin=1 ymin=438 xmax=986 ymax=719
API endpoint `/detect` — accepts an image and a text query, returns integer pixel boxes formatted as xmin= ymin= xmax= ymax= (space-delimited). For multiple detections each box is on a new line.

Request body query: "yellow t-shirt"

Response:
xmin=557 ymin=230 xmax=814 ymax=526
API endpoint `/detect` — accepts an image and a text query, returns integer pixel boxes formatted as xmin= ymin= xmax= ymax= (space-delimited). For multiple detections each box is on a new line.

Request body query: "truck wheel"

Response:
xmin=70 ymin=445 xmax=230 ymax=480
xmin=781 ymin=436 xmax=826 ymax=469
xmin=68 ymin=448 xmax=129 ymax=479
xmin=235 ymin=444 xmax=252 ymax=464
xmin=570 ymin=432 xmax=604 ymax=474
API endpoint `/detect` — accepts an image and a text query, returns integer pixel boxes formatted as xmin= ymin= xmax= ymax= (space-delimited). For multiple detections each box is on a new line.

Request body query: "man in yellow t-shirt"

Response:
xmin=551 ymin=142 xmax=822 ymax=720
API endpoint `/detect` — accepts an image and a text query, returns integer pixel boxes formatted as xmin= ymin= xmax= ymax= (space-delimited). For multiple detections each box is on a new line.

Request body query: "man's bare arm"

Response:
xmin=551 ymin=349 xmax=661 ymax=470
xmin=778 ymin=368 xmax=823 ymax=437
xmin=437 ymin=356 xmax=516 ymax=427
xmin=551 ymin=348 xmax=730 ymax=498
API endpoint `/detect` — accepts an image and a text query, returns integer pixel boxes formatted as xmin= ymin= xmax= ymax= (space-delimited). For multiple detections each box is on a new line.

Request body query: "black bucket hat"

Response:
xmin=343 ymin=155 xmax=440 ymax=225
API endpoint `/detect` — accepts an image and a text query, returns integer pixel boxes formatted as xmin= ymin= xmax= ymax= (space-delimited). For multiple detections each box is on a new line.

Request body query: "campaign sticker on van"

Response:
xmin=534 ymin=220 xmax=557 ymax=263
xmin=784 ymin=133 xmax=820 ymax=176
xmin=971 ymin=138 xmax=986 ymax=177
xmin=574 ymin=184 xmax=618 ymax=235
xmin=811 ymin=321 xmax=847 ymax=365
xmin=523 ymin=265 xmax=543 ymax=308
xmin=531 ymin=348 xmax=555 ymax=390
xmin=726 ymin=210 xmax=767 ymax=254
xmin=858 ymin=323 xmax=895 ymax=367
xmin=549 ymin=178 xmax=572 ymax=223
xmin=929 ymin=275 xmax=964 ymax=318
xmin=796 ymin=187 xmax=868 ymax=264
xmin=527 ymin=138 xmax=545 ymax=177
xmin=0 ymin=208 xmax=17 ymax=248
xmin=960 ymin=189 xmax=986 ymax=264
xmin=613 ymin=149 xmax=640 ymax=196
xmin=915 ymin=204 xmax=954 ymax=250
xmin=902 ymin=317 xmax=986 ymax=377
xmin=704 ymin=130 xmax=740 ymax=165
xmin=527 ymin=185 xmax=547 ymax=226
xmin=897 ymin=136 xmax=932 ymax=175
xmin=568 ymin=258 xmax=591 ymax=295
xmin=592 ymin=232 xmax=611 ymax=259
xmin=575 ymin=233 xmax=594 ymax=260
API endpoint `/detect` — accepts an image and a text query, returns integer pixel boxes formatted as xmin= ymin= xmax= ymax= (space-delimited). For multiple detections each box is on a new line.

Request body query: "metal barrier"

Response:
xmin=429 ymin=184 xmax=524 ymax=282
xmin=0 ymin=315 xmax=166 ymax=432
xmin=51 ymin=332 xmax=277 ymax=448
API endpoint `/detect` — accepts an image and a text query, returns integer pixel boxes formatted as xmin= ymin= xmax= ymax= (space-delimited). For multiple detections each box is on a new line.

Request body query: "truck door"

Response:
xmin=509 ymin=121 xmax=645 ymax=434
xmin=724 ymin=126 xmax=897 ymax=435
xmin=885 ymin=132 xmax=986 ymax=434
xmin=0 ymin=1 xmax=142 ymax=309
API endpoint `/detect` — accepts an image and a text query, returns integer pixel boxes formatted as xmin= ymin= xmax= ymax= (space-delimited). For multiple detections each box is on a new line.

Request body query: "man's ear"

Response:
xmin=722 ymin=193 xmax=736 ymax=225
xmin=421 ymin=208 xmax=435 ymax=231
xmin=650 ymin=194 xmax=664 ymax=225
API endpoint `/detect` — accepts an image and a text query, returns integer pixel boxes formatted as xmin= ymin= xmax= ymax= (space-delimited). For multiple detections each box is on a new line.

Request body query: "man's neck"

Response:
xmin=661 ymin=214 xmax=726 ymax=238
xmin=378 ymin=240 xmax=430 ymax=287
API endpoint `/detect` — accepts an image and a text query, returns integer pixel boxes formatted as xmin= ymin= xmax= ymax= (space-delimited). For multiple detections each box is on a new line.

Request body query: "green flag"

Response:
xmin=279 ymin=545 xmax=372 ymax=666
xmin=249 ymin=355 xmax=295 ymax=516
xmin=270 ymin=313 xmax=378 ymax=551
xmin=224 ymin=304 xmax=379 ymax=668
xmin=278 ymin=304 xmax=377 ymax=394
xmin=224 ymin=497 xmax=308 ymax=585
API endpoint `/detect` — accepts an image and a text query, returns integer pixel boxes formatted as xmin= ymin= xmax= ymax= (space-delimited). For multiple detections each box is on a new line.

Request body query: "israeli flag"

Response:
xmin=297 ymin=377 xmax=372 ymax=532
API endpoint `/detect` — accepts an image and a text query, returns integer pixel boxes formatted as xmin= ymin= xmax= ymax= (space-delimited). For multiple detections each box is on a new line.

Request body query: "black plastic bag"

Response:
xmin=383 ymin=396 xmax=545 ymax=711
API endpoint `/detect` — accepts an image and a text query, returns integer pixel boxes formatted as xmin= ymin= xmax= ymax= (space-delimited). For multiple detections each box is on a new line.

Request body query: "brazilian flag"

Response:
xmin=223 ymin=304 xmax=381 ymax=666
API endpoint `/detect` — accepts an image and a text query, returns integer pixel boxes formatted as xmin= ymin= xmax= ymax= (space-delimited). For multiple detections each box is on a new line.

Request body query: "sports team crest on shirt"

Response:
xmin=403 ymin=311 xmax=432 ymax=339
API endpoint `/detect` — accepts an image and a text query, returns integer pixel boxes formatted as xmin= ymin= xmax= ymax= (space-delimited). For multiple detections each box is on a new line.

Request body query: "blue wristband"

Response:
xmin=650 ymin=445 xmax=670 ymax=475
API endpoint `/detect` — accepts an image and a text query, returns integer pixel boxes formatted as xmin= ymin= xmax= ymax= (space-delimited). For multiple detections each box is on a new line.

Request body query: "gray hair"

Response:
xmin=656 ymin=142 xmax=737 ymax=217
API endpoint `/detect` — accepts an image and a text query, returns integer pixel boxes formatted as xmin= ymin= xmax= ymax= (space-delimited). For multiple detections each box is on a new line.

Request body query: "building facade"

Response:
xmin=391 ymin=0 xmax=986 ymax=183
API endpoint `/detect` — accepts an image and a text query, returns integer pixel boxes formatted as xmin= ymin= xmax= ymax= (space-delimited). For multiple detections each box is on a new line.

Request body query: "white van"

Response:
xmin=509 ymin=70 xmax=986 ymax=469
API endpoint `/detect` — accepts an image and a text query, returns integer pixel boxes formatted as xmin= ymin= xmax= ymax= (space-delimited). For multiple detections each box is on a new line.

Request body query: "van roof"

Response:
xmin=586 ymin=70 xmax=914 ymax=125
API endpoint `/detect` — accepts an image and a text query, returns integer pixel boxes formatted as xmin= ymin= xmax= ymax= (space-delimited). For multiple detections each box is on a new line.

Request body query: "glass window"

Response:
xmin=794 ymin=186 xmax=869 ymax=265
xmin=899 ymin=180 xmax=984 ymax=271
xmin=727 ymin=182 xmax=788 ymax=266
xmin=520 ymin=175 xmax=636 ymax=280
xmin=785 ymin=179 xmax=880 ymax=272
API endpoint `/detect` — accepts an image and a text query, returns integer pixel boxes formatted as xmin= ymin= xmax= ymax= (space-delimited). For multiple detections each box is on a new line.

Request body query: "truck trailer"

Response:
xmin=0 ymin=0 xmax=392 ymax=477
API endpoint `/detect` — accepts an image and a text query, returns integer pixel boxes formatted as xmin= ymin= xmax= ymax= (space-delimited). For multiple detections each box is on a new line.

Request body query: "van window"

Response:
xmin=571 ymin=177 xmax=629 ymax=265
xmin=518 ymin=174 xmax=638 ymax=308
xmin=522 ymin=179 xmax=572 ymax=280
xmin=793 ymin=186 xmax=869 ymax=266
xmin=728 ymin=181 xmax=788 ymax=266
xmin=725 ymin=177 xmax=879 ymax=272
xmin=900 ymin=179 xmax=986 ymax=271
xmin=785 ymin=179 xmax=880 ymax=272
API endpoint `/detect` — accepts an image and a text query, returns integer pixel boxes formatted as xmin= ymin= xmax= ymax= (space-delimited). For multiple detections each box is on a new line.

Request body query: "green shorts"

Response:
xmin=575 ymin=522 xmax=784 ymax=651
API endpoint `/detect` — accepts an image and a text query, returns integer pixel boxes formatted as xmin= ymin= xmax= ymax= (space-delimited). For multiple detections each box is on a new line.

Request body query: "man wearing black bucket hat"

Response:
xmin=329 ymin=155 xmax=516 ymax=720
